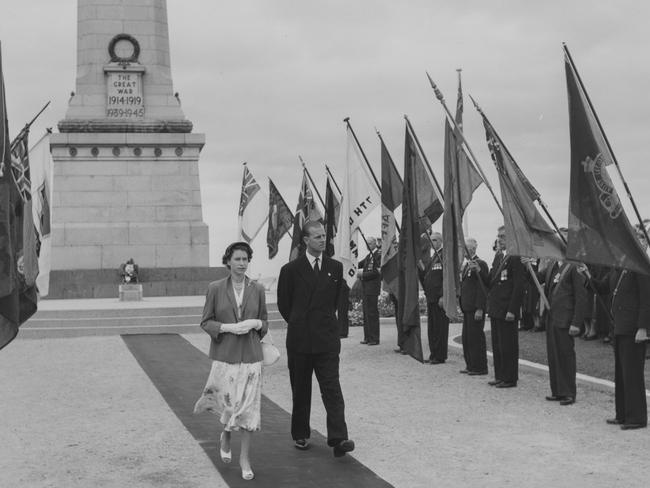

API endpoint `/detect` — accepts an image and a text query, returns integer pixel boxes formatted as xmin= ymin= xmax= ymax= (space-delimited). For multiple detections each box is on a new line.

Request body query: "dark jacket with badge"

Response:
xmin=459 ymin=256 xmax=489 ymax=313
xmin=592 ymin=269 xmax=650 ymax=336
xmin=419 ymin=250 xmax=444 ymax=303
xmin=277 ymin=254 xmax=343 ymax=353
xmin=487 ymin=252 xmax=526 ymax=320
xmin=539 ymin=262 xmax=588 ymax=329
xmin=358 ymin=249 xmax=382 ymax=296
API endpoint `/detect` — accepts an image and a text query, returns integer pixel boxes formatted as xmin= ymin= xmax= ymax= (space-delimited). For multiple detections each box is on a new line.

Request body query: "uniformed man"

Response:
xmin=419 ymin=231 xmax=449 ymax=364
xmin=486 ymin=225 xmax=525 ymax=388
xmin=357 ymin=236 xmax=382 ymax=345
xmin=459 ymin=238 xmax=489 ymax=375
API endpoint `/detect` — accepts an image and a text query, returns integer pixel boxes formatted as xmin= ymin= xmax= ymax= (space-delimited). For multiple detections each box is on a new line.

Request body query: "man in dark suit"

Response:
xmin=487 ymin=225 xmax=525 ymax=388
xmin=459 ymin=238 xmax=489 ymax=375
xmin=277 ymin=221 xmax=355 ymax=456
xmin=536 ymin=232 xmax=587 ymax=405
xmin=419 ymin=231 xmax=449 ymax=364
xmin=591 ymin=226 xmax=650 ymax=429
xmin=357 ymin=236 xmax=382 ymax=345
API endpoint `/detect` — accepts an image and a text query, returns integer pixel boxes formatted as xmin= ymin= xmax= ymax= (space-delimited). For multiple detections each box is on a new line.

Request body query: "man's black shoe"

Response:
xmin=560 ymin=397 xmax=575 ymax=406
xmin=495 ymin=382 xmax=517 ymax=388
xmin=429 ymin=359 xmax=445 ymax=364
xmin=359 ymin=340 xmax=369 ymax=345
xmin=620 ymin=423 xmax=647 ymax=430
xmin=467 ymin=370 xmax=488 ymax=376
xmin=606 ymin=418 xmax=623 ymax=425
xmin=367 ymin=341 xmax=379 ymax=346
xmin=488 ymin=380 xmax=502 ymax=386
xmin=333 ymin=439 xmax=355 ymax=457
xmin=459 ymin=369 xmax=469 ymax=374
xmin=545 ymin=395 xmax=565 ymax=401
xmin=294 ymin=439 xmax=310 ymax=450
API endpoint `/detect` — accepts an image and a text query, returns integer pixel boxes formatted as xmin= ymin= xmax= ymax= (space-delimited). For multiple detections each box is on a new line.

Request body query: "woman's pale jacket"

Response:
xmin=200 ymin=276 xmax=269 ymax=364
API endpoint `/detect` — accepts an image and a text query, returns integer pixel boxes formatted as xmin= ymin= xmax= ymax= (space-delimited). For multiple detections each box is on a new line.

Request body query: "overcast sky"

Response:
xmin=2 ymin=1 xmax=650 ymax=279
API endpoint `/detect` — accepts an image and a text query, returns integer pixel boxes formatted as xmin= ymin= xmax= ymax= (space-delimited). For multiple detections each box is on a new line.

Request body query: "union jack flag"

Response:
xmin=237 ymin=164 xmax=268 ymax=243
xmin=238 ymin=165 xmax=260 ymax=217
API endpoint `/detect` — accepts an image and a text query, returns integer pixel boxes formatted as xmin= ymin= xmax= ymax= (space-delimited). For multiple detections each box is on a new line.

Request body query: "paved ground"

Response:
xmin=1 ymin=296 xmax=649 ymax=487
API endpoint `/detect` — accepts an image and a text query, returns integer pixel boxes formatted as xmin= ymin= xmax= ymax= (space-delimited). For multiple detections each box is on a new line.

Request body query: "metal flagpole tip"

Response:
xmin=343 ymin=117 xmax=350 ymax=123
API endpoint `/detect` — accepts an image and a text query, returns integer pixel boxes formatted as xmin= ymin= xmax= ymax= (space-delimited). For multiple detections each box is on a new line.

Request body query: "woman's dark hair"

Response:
xmin=222 ymin=241 xmax=253 ymax=267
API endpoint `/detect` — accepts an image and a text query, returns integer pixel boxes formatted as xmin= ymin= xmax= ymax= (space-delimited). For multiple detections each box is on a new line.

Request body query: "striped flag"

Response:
xmin=267 ymin=178 xmax=294 ymax=259
xmin=288 ymin=169 xmax=323 ymax=260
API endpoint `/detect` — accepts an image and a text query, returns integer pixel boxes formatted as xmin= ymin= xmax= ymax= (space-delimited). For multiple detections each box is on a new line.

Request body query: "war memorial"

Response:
xmin=1 ymin=1 xmax=650 ymax=487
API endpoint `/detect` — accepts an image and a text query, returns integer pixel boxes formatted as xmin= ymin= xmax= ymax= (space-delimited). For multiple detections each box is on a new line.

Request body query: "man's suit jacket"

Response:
xmin=593 ymin=269 xmax=650 ymax=336
xmin=459 ymin=257 xmax=489 ymax=313
xmin=542 ymin=262 xmax=588 ymax=329
xmin=419 ymin=250 xmax=444 ymax=303
xmin=359 ymin=249 xmax=382 ymax=296
xmin=200 ymin=276 xmax=269 ymax=362
xmin=487 ymin=253 xmax=525 ymax=320
xmin=277 ymin=254 xmax=343 ymax=353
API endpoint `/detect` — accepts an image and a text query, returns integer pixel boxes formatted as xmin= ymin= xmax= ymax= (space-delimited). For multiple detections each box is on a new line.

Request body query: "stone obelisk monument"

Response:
xmin=49 ymin=0 xmax=215 ymax=298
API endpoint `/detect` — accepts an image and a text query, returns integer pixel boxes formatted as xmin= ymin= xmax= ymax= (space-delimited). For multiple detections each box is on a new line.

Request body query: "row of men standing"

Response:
xmin=355 ymin=224 xmax=648 ymax=430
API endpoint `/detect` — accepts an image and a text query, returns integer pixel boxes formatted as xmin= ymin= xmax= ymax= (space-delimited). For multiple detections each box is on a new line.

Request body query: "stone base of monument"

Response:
xmin=46 ymin=267 xmax=229 ymax=299
xmin=119 ymin=284 xmax=143 ymax=301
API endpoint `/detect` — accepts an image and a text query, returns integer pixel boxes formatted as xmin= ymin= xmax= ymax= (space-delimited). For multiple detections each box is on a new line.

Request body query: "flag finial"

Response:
xmin=468 ymin=94 xmax=484 ymax=115
xmin=426 ymin=72 xmax=444 ymax=102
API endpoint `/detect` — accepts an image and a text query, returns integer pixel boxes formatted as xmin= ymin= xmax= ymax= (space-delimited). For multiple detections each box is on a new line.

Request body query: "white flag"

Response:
xmin=238 ymin=164 xmax=268 ymax=243
xmin=29 ymin=132 xmax=52 ymax=296
xmin=334 ymin=128 xmax=381 ymax=287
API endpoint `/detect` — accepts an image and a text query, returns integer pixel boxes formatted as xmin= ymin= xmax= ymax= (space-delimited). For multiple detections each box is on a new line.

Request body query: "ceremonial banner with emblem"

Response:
xmin=334 ymin=127 xmax=380 ymax=287
xmin=398 ymin=122 xmax=425 ymax=362
xmin=238 ymin=164 xmax=268 ymax=243
xmin=267 ymin=178 xmax=294 ymax=259
xmin=288 ymin=169 xmax=323 ymax=261
xmin=380 ymin=138 xmax=402 ymax=297
xmin=564 ymin=47 xmax=650 ymax=274
xmin=0 ymin=49 xmax=37 ymax=350
xmin=479 ymin=110 xmax=564 ymax=260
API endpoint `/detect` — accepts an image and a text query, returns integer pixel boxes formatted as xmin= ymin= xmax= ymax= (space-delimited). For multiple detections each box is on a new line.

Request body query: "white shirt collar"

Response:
xmin=307 ymin=253 xmax=322 ymax=269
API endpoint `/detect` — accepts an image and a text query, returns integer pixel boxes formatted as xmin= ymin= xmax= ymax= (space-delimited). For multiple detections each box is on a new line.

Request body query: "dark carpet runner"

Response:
xmin=122 ymin=333 xmax=394 ymax=488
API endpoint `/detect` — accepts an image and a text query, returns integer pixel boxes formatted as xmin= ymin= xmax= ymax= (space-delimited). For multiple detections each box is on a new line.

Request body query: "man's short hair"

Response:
xmin=302 ymin=220 xmax=323 ymax=238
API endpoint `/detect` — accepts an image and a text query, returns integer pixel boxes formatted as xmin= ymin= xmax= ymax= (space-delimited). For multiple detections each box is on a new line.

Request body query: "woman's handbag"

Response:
xmin=261 ymin=330 xmax=280 ymax=366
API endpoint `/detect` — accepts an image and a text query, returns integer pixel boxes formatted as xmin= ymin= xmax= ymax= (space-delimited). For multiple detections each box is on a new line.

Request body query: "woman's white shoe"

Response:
xmin=241 ymin=469 xmax=255 ymax=481
xmin=219 ymin=432 xmax=231 ymax=464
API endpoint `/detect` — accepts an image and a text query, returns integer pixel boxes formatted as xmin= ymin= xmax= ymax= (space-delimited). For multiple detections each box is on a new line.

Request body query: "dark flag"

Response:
xmin=267 ymin=178 xmax=294 ymax=259
xmin=441 ymin=119 xmax=482 ymax=320
xmin=324 ymin=173 xmax=340 ymax=257
xmin=478 ymin=109 xmax=565 ymax=260
xmin=0 ymin=49 xmax=37 ymax=350
xmin=564 ymin=47 xmax=650 ymax=274
xmin=404 ymin=122 xmax=444 ymax=233
xmin=380 ymin=138 xmax=402 ymax=296
xmin=398 ymin=124 xmax=425 ymax=362
xmin=288 ymin=170 xmax=322 ymax=260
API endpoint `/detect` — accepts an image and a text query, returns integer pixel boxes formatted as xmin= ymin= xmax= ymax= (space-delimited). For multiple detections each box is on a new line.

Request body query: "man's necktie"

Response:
xmin=314 ymin=257 xmax=320 ymax=274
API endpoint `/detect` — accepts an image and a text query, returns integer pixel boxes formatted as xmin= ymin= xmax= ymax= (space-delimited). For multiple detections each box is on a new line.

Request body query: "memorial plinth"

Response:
xmin=48 ymin=0 xmax=216 ymax=298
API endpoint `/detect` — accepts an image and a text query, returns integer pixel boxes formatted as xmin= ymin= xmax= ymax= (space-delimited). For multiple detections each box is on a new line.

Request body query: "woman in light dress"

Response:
xmin=194 ymin=242 xmax=268 ymax=481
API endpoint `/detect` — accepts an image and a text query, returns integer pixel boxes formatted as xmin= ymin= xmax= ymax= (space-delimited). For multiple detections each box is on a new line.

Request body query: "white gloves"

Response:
xmin=220 ymin=319 xmax=262 ymax=335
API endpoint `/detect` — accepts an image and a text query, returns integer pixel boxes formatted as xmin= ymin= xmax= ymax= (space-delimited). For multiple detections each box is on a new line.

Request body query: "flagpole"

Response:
xmin=299 ymin=155 xmax=326 ymax=210
xmin=325 ymin=164 xmax=373 ymax=254
xmin=428 ymin=78 xmax=550 ymax=311
xmin=343 ymin=117 xmax=382 ymax=192
xmin=403 ymin=115 xmax=443 ymax=197
xmin=10 ymin=101 xmax=51 ymax=151
xmin=374 ymin=129 xmax=402 ymax=234
xmin=563 ymin=44 xmax=650 ymax=246
xmin=426 ymin=73 xmax=504 ymax=215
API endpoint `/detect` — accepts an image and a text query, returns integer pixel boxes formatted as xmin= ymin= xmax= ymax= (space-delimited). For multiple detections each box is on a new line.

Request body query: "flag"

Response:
xmin=289 ymin=169 xmax=323 ymax=260
xmin=324 ymin=172 xmax=341 ymax=257
xmin=237 ymin=164 xmax=268 ymax=243
xmin=267 ymin=178 xmax=294 ymax=259
xmin=380 ymin=138 xmax=402 ymax=296
xmin=27 ymin=132 xmax=52 ymax=296
xmin=479 ymin=111 xmax=565 ymax=260
xmin=441 ymin=119 xmax=483 ymax=320
xmin=334 ymin=126 xmax=381 ymax=287
xmin=564 ymin=47 xmax=650 ymax=274
xmin=0 ymin=49 xmax=37 ymax=350
xmin=398 ymin=124 xmax=425 ymax=362
xmin=404 ymin=121 xmax=443 ymax=233
xmin=11 ymin=128 xmax=39 ymax=288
